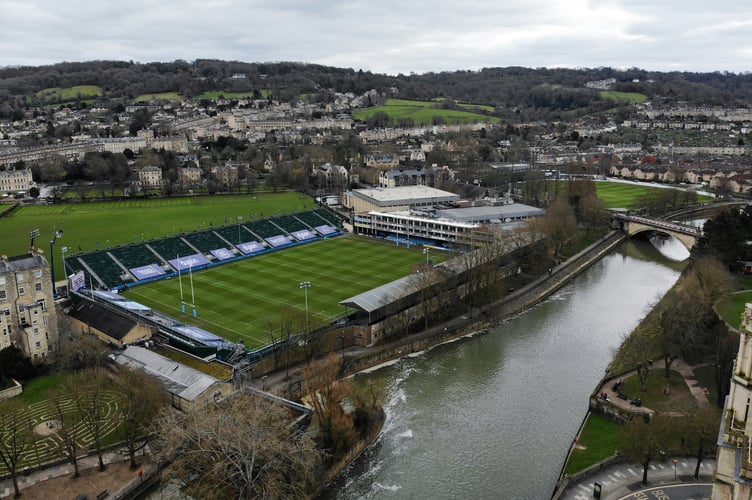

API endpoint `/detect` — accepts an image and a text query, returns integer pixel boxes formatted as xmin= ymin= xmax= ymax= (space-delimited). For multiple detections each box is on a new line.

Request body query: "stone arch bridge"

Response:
xmin=612 ymin=213 xmax=701 ymax=251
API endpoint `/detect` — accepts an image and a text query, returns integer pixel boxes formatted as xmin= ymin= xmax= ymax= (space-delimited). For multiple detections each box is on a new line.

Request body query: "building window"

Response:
xmin=43 ymin=316 xmax=48 ymax=326
xmin=35 ymin=341 xmax=41 ymax=348
xmin=34 ymin=270 xmax=42 ymax=279
xmin=18 ymin=286 xmax=24 ymax=296
xmin=33 ymin=328 xmax=39 ymax=334
xmin=0 ymin=290 xmax=5 ymax=300
xmin=3 ymin=309 xmax=9 ymax=316
xmin=35 ymin=283 xmax=42 ymax=292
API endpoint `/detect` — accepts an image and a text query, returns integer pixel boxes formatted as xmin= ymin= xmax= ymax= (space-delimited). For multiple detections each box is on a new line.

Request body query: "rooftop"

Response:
xmin=351 ymin=185 xmax=459 ymax=205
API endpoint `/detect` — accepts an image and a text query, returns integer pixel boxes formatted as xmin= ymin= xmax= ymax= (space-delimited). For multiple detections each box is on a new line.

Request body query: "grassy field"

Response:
xmin=599 ymin=91 xmax=648 ymax=104
xmin=35 ymin=85 xmax=103 ymax=103
xmin=563 ymin=413 xmax=619 ymax=476
xmin=196 ymin=91 xmax=256 ymax=100
xmin=123 ymin=236 xmax=443 ymax=347
xmin=716 ymin=291 xmax=752 ymax=329
xmin=0 ymin=193 xmax=312 ymax=280
xmin=353 ymin=98 xmax=500 ymax=125
xmin=135 ymin=92 xmax=183 ymax=102
xmin=595 ymin=181 xmax=712 ymax=209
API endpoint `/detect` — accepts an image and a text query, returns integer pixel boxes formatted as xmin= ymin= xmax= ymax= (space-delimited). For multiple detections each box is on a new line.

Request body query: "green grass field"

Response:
xmin=595 ymin=182 xmax=712 ymax=209
xmin=135 ymin=92 xmax=183 ymax=102
xmin=35 ymin=85 xmax=103 ymax=103
xmin=599 ymin=91 xmax=648 ymax=104
xmin=563 ymin=413 xmax=619 ymax=476
xmin=353 ymin=98 xmax=500 ymax=125
xmin=0 ymin=193 xmax=312 ymax=280
xmin=123 ymin=236 xmax=444 ymax=347
xmin=716 ymin=291 xmax=752 ymax=329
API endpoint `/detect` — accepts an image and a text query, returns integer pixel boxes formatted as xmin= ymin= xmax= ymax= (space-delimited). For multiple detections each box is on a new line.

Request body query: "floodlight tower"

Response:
xmin=49 ymin=230 xmax=63 ymax=297
xmin=300 ymin=281 xmax=312 ymax=332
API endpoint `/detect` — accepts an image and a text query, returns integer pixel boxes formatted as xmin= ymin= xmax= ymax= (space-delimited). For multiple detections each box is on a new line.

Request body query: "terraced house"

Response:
xmin=0 ymin=251 xmax=59 ymax=361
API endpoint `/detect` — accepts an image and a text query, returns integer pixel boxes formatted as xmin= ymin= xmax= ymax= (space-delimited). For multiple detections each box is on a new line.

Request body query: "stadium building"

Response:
xmin=347 ymin=186 xmax=543 ymax=247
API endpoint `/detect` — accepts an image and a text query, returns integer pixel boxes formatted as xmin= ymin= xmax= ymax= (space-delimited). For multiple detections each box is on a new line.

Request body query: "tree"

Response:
xmin=302 ymin=354 xmax=358 ymax=461
xmin=681 ymin=407 xmax=721 ymax=478
xmin=618 ymin=414 xmax=673 ymax=484
xmin=28 ymin=186 xmax=39 ymax=199
xmin=0 ymin=399 xmax=33 ymax=498
xmin=50 ymin=382 xmax=83 ymax=478
xmin=154 ymin=392 xmax=319 ymax=499
xmin=536 ymin=197 xmax=577 ymax=257
xmin=114 ymin=368 xmax=168 ymax=469
xmin=63 ymin=369 xmax=111 ymax=471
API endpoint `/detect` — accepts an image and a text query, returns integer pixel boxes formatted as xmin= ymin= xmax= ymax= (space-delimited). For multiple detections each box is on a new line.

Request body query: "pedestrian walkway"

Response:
xmin=559 ymin=458 xmax=715 ymax=500
xmin=0 ymin=451 xmax=125 ymax=499
xmin=596 ymin=359 xmax=711 ymax=415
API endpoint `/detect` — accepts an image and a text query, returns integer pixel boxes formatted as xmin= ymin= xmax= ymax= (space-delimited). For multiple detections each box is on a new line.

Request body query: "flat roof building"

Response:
xmin=345 ymin=185 xmax=459 ymax=214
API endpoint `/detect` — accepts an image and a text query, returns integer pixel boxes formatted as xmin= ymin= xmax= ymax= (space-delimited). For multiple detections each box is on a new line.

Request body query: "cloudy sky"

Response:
xmin=1 ymin=0 xmax=750 ymax=74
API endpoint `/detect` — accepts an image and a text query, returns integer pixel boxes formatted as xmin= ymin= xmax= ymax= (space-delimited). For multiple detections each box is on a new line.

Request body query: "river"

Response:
xmin=323 ymin=237 xmax=688 ymax=500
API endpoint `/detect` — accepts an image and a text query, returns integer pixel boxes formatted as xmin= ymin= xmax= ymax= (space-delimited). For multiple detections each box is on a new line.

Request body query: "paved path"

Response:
xmin=596 ymin=359 xmax=711 ymax=415
xmin=560 ymin=458 xmax=715 ymax=500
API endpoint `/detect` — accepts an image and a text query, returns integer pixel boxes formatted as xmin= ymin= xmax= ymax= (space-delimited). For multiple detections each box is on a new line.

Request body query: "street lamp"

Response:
xmin=673 ymin=458 xmax=678 ymax=480
xmin=49 ymin=230 xmax=63 ymax=297
xmin=299 ymin=281 xmax=312 ymax=332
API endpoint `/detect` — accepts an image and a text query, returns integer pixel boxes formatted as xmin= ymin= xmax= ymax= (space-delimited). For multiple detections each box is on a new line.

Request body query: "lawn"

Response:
xmin=353 ymin=98 xmax=499 ymax=125
xmin=0 ymin=193 xmax=312 ymax=280
xmin=619 ymin=369 xmax=694 ymax=412
xmin=35 ymin=85 xmax=103 ymax=103
xmin=599 ymin=91 xmax=648 ymax=104
xmin=135 ymin=92 xmax=183 ymax=102
xmin=716 ymin=291 xmax=752 ymax=329
xmin=123 ymin=236 xmax=444 ymax=347
xmin=563 ymin=413 xmax=619 ymax=476
xmin=595 ymin=181 xmax=712 ymax=209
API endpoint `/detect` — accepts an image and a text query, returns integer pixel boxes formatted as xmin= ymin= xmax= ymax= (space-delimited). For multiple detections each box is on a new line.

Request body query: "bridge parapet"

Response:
xmin=612 ymin=213 xmax=700 ymax=250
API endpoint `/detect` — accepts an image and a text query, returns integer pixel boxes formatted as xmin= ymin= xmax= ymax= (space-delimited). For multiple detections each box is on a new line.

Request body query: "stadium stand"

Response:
xmin=77 ymin=252 xmax=130 ymax=288
xmin=214 ymin=224 xmax=258 ymax=245
xmin=109 ymin=243 xmax=162 ymax=269
xmin=246 ymin=219 xmax=282 ymax=239
xmin=148 ymin=236 xmax=196 ymax=261
xmin=274 ymin=214 xmax=308 ymax=233
xmin=183 ymin=231 xmax=232 ymax=254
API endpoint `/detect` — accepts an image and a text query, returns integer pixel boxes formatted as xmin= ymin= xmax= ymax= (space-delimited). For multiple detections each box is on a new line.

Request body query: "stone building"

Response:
xmin=0 ymin=252 xmax=59 ymax=361
xmin=713 ymin=302 xmax=752 ymax=497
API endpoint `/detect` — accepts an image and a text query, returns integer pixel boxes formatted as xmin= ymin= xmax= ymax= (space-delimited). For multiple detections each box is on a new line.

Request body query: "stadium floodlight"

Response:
xmin=49 ymin=230 xmax=63 ymax=298
xmin=299 ymin=281 xmax=312 ymax=333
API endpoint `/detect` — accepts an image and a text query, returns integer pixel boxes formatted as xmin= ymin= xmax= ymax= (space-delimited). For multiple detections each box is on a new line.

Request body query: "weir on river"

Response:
xmin=324 ymin=237 xmax=688 ymax=500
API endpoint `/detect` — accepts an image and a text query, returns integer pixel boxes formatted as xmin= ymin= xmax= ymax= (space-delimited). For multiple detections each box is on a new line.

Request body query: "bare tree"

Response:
xmin=0 ymin=399 xmax=33 ymax=498
xmin=69 ymin=369 xmax=112 ymax=471
xmin=154 ymin=393 xmax=319 ymax=499
xmin=50 ymin=381 xmax=83 ymax=478
xmin=114 ymin=367 xmax=168 ymax=469
xmin=618 ymin=414 xmax=673 ymax=485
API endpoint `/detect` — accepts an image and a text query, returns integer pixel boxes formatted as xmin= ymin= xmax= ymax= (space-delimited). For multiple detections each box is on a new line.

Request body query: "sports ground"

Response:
xmin=123 ymin=236 xmax=443 ymax=348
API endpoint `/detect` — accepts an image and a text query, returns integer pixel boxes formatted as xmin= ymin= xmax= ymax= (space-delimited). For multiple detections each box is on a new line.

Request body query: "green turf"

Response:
xmin=353 ymin=98 xmax=499 ymax=125
xmin=20 ymin=373 xmax=68 ymax=404
xmin=619 ymin=369 xmax=694 ymax=412
xmin=716 ymin=291 xmax=752 ymax=329
xmin=196 ymin=91 xmax=257 ymax=100
xmin=563 ymin=413 xmax=619 ymax=475
xmin=599 ymin=91 xmax=648 ymax=104
xmin=35 ymin=85 xmax=103 ymax=103
xmin=0 ymin=193 xmax=312 ymax=280
xmin=123 ymin=236 xmax=446 ymax=347
xmin=135 ymin=92 xmax=183 ymax=102
xmin=595 ymin=182 xmax=712 ymax=209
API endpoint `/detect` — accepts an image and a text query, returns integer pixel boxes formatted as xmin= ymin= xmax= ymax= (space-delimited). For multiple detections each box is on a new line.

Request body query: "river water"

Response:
xmin=324 ymin=238 xmax=687 ymax=500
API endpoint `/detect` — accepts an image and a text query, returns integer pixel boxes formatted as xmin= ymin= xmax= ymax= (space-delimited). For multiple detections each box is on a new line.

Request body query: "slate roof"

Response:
xmin=69 ymin=301 xmax=137 ymax=341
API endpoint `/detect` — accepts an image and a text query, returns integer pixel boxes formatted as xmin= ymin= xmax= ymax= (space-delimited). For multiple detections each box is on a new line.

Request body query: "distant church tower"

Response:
xmin=713 ymin=303 xmax=752 ymax=498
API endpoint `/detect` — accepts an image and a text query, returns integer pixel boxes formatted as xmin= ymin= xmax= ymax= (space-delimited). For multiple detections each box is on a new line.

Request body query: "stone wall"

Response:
xmin=0 ymin=379 xmax=22 ymax=400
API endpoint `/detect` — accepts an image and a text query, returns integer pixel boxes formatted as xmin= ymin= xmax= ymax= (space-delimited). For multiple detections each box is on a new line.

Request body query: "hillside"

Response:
xmin=1 ymin=61 xmax=751 ymax=122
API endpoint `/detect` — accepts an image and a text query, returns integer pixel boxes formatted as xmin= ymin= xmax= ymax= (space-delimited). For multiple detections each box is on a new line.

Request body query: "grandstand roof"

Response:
xmin=438 ymin=203 xmax=544 ymax=223
xmin=350 ymin=186 xmax=459 ymax=207
xmin=339 ymin=274 xmax=415 ymax=313
xmin=115 ymin=345 xmax=219 ymax=402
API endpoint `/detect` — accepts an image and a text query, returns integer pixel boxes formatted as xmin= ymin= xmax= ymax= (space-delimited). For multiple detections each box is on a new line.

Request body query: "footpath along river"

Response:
xmin=323 ymin=237 xmax=689 ymax=500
